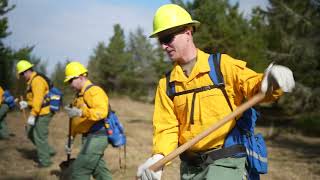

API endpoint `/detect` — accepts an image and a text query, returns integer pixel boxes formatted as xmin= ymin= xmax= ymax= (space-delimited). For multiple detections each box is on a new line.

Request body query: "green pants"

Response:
xmin=70 ymin=133 xmax=112 ymax=180
xmin=27 ymin=113 xmax=56 ymax=166
xmin=0 ymin=104 xmax=10 ymax=139
xmin=180 ymin=156 xmax=247 ymax=180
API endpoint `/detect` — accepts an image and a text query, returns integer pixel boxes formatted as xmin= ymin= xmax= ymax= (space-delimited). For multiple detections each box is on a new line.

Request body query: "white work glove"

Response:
xmin=137 ymin=154 xmax=164 ymax=180
xmin=64 ymin=138 xmax=74 ymax=154
xmin=261 ymin=63 xmax=295 ymax=93
xmin=64 ymin=106 xmax=82 ymax=118
xmin=27 ymin=115 xmax=36 ymax=126
xmin=19 ymin=100 xmax=28 ymax=110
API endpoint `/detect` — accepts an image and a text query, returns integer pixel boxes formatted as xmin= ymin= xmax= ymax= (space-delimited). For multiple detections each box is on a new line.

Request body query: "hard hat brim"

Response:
xmin=64 ymin=75 xmax=78 ymax=83
xmin=149 ymin=20 xmax=200 ymax=38
xmin=17 ymin=64 xmax=34 ymax=74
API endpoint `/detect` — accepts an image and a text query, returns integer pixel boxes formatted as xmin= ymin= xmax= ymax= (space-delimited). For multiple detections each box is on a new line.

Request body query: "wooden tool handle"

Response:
xmin=148 ymin=92 xmax=265 ymax=172
xmin=20 ymin=96 xmax=27 ymax=121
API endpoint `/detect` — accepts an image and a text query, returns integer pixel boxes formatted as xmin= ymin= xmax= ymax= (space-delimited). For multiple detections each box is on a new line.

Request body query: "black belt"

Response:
xmin=83 ymin=121 xmax=107 ymax=137
xmin=83 ymin=128 xmax=107 ymax=137
xmin=180 ymin=144 xmax=246 ymax=167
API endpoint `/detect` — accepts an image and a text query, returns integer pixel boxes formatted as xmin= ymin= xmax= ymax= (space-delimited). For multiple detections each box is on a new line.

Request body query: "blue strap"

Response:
xmin=166 ymin=71 xmax=176 ymax=99
xmin=165 ymin=53 xmax=223 ymax=99
xmin=208 ymin=53 xmax=224 ymax=85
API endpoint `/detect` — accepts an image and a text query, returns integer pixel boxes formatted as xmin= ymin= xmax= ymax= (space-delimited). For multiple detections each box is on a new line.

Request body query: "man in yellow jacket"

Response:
xmin=0 ymin=86 xmax=13 ymax=139
xmin=16 ymin=60 xmax=56 ymax=167
xmin=64 ymin=61 xmax=112 ymax=180
xmin=137 ymin=4 xmax=295 ymax=180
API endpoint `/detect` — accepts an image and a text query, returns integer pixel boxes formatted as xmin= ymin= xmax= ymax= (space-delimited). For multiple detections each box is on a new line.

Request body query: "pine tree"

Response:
xmin=127 ymin=27 xmax=158 ymax=97
xmin=173 ymin=0 xmax=268 ymax=71
xmin=90 ymin=24 xmax=131 ymax=92
xmin=0 ymin=0 xmax=15 ymax=88
xmin=261 ymin=0 xmax=320 ymax=87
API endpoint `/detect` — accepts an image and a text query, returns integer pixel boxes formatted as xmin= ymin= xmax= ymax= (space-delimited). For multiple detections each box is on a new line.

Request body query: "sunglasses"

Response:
xmin=159 ymin=33 xmax=176 ymax=44
xmin=158 ymin=27 xmax=186 ymax=44
xmin=68 ymin=77 xmax=79 ymax=84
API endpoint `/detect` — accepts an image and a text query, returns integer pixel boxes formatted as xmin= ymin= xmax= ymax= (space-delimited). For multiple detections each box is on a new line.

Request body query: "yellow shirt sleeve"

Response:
xmin=0 ymin=86 xmax=4 ymax=104
xmin=152 ymin=79 xmax=179 ymax=156
xmin=220 ymin=54 xmax=282 ymax=104
xmin=81 ymin=86 xmax=109 ymax=121
xmin=30 ymin=76 xmax=48 ymax=116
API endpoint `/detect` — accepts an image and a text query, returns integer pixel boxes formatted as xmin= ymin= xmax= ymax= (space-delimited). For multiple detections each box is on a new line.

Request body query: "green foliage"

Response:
xmin=0 ymin=0 xmax=14 ymax=89
xmin=294 ymin=113 xmax=320 ymax=136
xmin=127 ymin=27 xmax=168 ymax=98
xmin=11 ymin=46 xmax=47 ymax=95
xmin=51 ymin=61 xmax=69 ymax=91
xmin=88 ymin=42 xmax=106 ymax=84
xmin=0 ymin=0 xmax=46 ymax=95
xmin=185 ymin=0 xmax=268 ymax=71
xmin=88 ymin=24 xmax=131 ymax=92
xmin=88 ymin=24 xmax=170 ymax=99
xmin=260 ymin=0 xmax=320 ymax=88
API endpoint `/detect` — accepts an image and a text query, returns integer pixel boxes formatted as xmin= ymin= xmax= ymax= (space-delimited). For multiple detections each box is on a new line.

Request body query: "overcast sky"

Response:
xmin=4 ymin=0 xmax=268 ymax=74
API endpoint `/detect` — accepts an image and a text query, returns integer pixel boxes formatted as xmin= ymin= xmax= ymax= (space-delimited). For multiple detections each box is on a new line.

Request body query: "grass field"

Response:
xmin=0 ymin=96 xmax=319 ymax=180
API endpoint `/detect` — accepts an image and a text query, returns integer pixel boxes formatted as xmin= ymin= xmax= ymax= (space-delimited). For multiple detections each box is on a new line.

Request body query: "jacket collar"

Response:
xmin=79 ymin=79 xmax=93 ymax=95
xmin=27 ymin=71 xmax=37 ymax=85
xmin=170 ymin=49 xmax=210 ymax=83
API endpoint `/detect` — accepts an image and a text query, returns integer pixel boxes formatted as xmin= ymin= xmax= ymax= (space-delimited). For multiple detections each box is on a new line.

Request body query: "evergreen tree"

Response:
xmin=12 ymin=46 xmax=47 ymax=95
xmin=88 ymin=42 xmax=107 ymax=85
xmin=127 ymin=27 xmax=158 ymax=97
xmin=51 ymin=61 xmax=67 ymax=90
xmin=172 ymin=0 xmax=268 ymax=71
xmin=0 ymin=0 xmax=14 ymax=89
xmin=261 ymin=0 xmax=320 ymax=88
xmin=91 ymin=24 xmax=131 ymax=92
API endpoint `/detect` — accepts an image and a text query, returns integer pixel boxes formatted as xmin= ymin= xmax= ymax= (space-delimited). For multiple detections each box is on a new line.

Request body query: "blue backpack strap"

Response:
xmin=165 ymin=71 xmax=176 ymax=100
xmin=208 ymin=53 xmax=223 ymax=85
xmin=76 ymin=84 xmax=96 ymax=108
xmin=208 ymin=53 xmax=233 ymax=111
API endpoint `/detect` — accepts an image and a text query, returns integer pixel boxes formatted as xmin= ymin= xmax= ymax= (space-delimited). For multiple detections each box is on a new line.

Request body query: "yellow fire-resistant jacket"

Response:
xmin=0 ymin=86 xmax=4 ymax=104
xmin=26 ymin=72 xmax=50 ymax=116
xmin=152 ymin=49 xmax=283 ymax=156
xmin=70 ymin=80 xmax=109 ymax=137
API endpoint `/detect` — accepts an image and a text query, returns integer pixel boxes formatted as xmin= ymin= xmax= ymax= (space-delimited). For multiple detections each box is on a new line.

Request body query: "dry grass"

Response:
xmin=0 ymin=96 xmax=319 ymax=180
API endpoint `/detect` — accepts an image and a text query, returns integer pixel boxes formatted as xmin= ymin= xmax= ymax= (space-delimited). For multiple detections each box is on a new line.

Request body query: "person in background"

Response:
xmin=137 ymin=4 xmax=295 ymax=180
xmin=0 ymin=86 xmax=15 ymax=139
xmin=64 ymin=61 xmax=112 ymax=180
xmin=16 ymin=60 xmax=56 ymax=168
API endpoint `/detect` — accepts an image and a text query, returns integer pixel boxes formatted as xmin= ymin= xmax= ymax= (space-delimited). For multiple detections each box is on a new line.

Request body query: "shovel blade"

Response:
xmin=59 ymin=158 xmax=75 ymax=169
xmin=59 ymin=158 xmax=76 ymax=180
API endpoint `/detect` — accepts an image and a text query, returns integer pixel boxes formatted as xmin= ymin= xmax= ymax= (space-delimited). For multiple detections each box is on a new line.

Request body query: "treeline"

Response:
xmin=1 ymin=0 xmax=320 ymax=116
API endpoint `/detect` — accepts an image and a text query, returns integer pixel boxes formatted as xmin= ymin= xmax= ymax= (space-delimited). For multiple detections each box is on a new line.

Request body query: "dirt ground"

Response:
xmin=0 ymin=96 xmax=319 ymax=180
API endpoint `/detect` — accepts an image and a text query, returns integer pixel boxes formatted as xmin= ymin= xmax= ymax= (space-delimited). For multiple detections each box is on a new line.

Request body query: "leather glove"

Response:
xmin=64 ymin=138 xmax=74 ymax=154
xmin=19 ymin=100 xmax=28 ymax=110
xmin=137 ymin=154 xmax=164 ymax=180
xmin=27 ymin=115 xmax=36 ymax=126
xmin=261 ymin=63 xmax=295 ymax=93
xmin=64 ymin=106 xmax=82 ymax=118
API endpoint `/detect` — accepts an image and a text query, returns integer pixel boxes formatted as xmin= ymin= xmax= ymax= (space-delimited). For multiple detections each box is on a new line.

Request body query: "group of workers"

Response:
xmin=0 ymin=4 xmax=295 ymax=180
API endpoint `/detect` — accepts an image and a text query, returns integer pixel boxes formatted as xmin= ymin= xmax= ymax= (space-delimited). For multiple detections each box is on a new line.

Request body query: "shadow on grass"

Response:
xmin=0 ymin=177 xmax=33 ymax=180
xmin=127 ymin=119 xmax=151 ymax=123
xmin=269 ymin=136 xmax=320 ymax=160
xmin=16 ymin=148 xmax=38 ymax=162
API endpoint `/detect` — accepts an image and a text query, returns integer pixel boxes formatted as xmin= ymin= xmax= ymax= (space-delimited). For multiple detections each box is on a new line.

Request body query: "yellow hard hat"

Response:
xmin=64 ymin=61 xmax=88 ymax=82
xmin=150 ymin=4 xmax=200 ymax=38
xmin=16 ymin=60 xmax=34 ymax=74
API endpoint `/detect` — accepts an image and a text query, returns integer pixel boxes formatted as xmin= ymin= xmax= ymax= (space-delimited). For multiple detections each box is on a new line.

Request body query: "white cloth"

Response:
xmin=27 ymin=115 xmax=36 ymax=126
xmin=137 ymin=154 xmax=164 ymax=180
xmin=19 ymin=100 xmax=28 ymax=110
xmin=261 ymin=63 xmax=295 ymax=93
xmin=64 ymin=106 xmax=82 ymax=118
